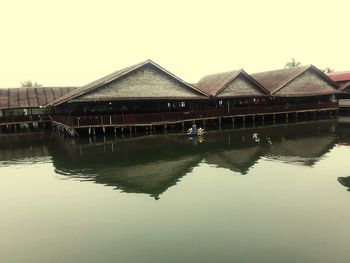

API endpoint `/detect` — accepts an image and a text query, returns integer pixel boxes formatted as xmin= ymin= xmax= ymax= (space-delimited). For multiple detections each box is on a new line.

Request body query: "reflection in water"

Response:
xmin=0 ymin=132 xmax=52 ymax=166
xmin=3 ymin=120 xmax=350 ymax=263
xmin=338 ymin=177 xmax=350 ymax=191
xmin=0 ymin=120 xmax=347 ymax=198
xmin=48 ymin=120 xmax=339 ymax=198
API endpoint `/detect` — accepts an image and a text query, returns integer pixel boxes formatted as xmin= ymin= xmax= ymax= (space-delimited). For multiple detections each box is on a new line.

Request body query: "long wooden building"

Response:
xmin=0 ymin=60 xmax=340 ymax=136
xmin=0 ymin=87 xmax=76 ymax=131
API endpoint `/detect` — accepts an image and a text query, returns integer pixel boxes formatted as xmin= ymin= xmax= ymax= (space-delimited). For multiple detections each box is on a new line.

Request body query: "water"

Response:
xmin=1 ymin=120 xmax=350 ymax=263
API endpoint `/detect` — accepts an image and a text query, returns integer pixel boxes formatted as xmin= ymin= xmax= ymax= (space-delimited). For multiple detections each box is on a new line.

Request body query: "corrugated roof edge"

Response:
xmin=47 ymin=59 xmax=209 ymax=107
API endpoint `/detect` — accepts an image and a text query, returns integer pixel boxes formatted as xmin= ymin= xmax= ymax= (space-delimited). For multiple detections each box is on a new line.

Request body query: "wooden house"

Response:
xmin=195 ymin=69 xmax=270 ymax=112
xmin=251 ymin=65 xmax=339 ymax=105
xmin=327 ymin=71 xmax=350 ymax=87
xmin=49 ymin=59 xmax=208 ymax=114
xmin=0 ymin=87 xmax=76 ymax=127
xmin=44 ymin=62 xmax=339 ymax=136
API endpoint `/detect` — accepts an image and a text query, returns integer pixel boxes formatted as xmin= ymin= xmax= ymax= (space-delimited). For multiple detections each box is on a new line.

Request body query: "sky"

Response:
xmin=0 ymin=0 xmax=349 ymax=87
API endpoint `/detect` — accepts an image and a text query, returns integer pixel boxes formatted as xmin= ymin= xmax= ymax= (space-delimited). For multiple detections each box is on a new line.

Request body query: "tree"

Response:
xmin=320 ymin=67 xmax=335 ymax=73
xmin=20 ymin=80 xmax=42 ymax=87
xmin=285 ymin=58 xmax=301 ymax=68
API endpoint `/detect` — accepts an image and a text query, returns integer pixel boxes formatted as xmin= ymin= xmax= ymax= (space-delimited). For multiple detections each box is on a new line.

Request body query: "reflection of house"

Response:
xmin=338 ymin=177 xmax=350 ymax=191
xmin=49 ymin=135 xmax=203 ymax=199
xmin=204 ymin=146 xmax=261 ymax=174
xmin=45 ymin=121 xmax=337 ymax=198
xmin=0 ymin=133 xmax=51 ymax=162
xmin=91 ymin=157 xmax=201 ymax=199
xmin=265 ymin=135 xmax=336 ymax=166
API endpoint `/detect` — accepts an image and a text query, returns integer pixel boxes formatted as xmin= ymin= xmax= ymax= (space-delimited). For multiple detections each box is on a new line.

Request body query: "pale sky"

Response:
xmin=0 ymin=0 xmax=349 ymax=87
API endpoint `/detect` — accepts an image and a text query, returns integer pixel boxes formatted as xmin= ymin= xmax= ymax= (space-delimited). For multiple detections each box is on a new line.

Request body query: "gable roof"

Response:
xmin=0 ymin=87 xmax=76 ymax=110
xmin=49 ymin=59 xmax=208 ymax=106
xmin=327 ymin=71 xmax=350 ymax=83
xmin=195 ymin=69 xmax=269 ymax=97
xmin=251 ymin=65 xmax=338 ymax=96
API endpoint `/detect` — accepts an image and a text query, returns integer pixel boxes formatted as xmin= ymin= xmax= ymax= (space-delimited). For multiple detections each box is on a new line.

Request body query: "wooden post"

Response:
xmin=262 ymin=115 xmax=265 ymax=124
xmin=103 ymin=126 xmax=106 ymax=134
xmin=232 ymin=117 xmax=235 ymax=128
xmin=164 ymin=124 xmax=167 ymax=133
xmin=273 ymin=114 xmax=276 ymax=124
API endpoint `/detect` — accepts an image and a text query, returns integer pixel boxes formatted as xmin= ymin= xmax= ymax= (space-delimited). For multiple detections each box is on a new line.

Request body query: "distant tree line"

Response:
xmin=20 ymin=80 xmax=42 ymax=87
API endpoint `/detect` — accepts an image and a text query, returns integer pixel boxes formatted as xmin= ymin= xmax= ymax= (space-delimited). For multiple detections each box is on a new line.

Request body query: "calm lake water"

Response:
xmin=1 ymin=119 xmax=350 ymax=263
